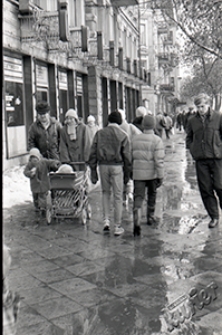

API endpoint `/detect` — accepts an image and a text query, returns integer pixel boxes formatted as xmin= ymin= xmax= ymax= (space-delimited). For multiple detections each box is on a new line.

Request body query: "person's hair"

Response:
xmin=194 ymin=93 xmax=212 ymax=106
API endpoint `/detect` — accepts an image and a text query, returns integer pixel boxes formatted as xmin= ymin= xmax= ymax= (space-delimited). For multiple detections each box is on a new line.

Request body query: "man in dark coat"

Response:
xmin=28 ymin=101 xmax=62 ymax=160
xmin=186 ymin=93 xmax=222 ymax=228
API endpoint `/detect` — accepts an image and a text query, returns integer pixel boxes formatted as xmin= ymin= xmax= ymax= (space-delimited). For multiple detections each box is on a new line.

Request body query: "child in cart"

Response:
xmin=24 ymin=148 xmax=61 ymax=218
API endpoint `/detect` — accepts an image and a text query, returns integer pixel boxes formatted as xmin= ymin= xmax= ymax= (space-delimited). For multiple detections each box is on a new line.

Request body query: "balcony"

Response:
xmin=157 ymin=22 xmax=168 ymax=34
xmin=159 ymin=84 xmax=174 ymax=92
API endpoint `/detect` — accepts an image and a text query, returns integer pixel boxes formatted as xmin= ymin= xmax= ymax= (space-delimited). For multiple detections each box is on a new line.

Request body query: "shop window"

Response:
xmin=36 ymin=89 xmax=48 ymax=104
xmin=5 ymin=82 xmax=24 ymax=127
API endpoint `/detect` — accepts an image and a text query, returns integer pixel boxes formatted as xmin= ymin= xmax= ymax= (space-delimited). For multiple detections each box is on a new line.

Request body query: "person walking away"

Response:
xmin=24 ymin=148 xmax=61 ymax=218
xmin=164 ymin=113 xmax=173 ymax=139
xmin=176 ymin=111 xmax=183 ymax=132
xmin=131 ymin=115 xmax=164 ymax=236
xmin=186 ymin=93 xmax=222 ymax=228
xmin=155 ymin=112 xmax=165 ymax=138
xmin=85 ymin=115 xmax=99 ymax=162
xmin=88 ymin=111 xmax=132 ymax=236
xmin=132 ymin=106 xmax=147 ymax=132
xmin=59 ymin=109 xmax=89 ymax=164
xmin=28 ymin=101 xmax=62 ymax=160
xmin=118 ymin=108 xmax=142 ymax=204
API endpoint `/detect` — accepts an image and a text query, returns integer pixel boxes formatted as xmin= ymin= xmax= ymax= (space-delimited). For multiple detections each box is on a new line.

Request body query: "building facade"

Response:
xmin=3 ymin=0 xmax=150 ymax=170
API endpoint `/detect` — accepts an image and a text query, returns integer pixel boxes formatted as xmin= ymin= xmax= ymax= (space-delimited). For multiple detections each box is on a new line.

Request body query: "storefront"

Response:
xmin=4 ymin=54 xmax=27 ymax=158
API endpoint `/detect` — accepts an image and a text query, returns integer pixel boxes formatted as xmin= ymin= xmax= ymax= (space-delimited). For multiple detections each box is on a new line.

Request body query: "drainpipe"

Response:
xmin=137 ymin=4 xmax=143 ymax=105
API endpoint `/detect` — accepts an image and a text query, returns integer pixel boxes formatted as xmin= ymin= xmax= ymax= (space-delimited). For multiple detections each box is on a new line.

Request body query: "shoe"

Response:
xmin=133 ymin=225 xmax=141 ymax=237
xmin=147 ymin=216 xmax=156 ymax=226
xmin=208 ymin=218 xmax=219 ymax=228
xmin=103 ymin=219 xmax=110 ymax=232
xmin=114 ymin=226 xmax=124 ymax=236
xmin=128 ymin=193 xmax=134 ymax=202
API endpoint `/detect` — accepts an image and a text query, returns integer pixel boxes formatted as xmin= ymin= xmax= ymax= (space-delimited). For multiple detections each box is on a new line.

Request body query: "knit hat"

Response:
xmin=36 ymin=101 xmax=50 ymax=115
xmin=194 ymin=93 xmax=211 ymax=106
xmin=57 ymin=164 xmax=74 ymax=174
xmin=108 ymin=111 xmax=122 ymax=125
xmin=142 ymin=115 xmax=155 ymax=130
xmin=136 ymin=106 xmax=147 ymax=117
xmin=29 ymin=148 xmax=41 ymax=160
xmin=65 ymin=109 xmax=78 ymax=120
xmin=87 ymin=115 xmax=96 ymax=123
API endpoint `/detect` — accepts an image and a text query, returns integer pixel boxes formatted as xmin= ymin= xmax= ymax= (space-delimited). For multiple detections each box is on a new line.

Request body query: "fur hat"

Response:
xmin=87 ymin=115 xmax=96 ymax=123
xmin=194 ymin=93 xmax=211 ymax=106
xmin=65 ymin=109 xmax=78 ymax=120
xmin=36 ymin=101 xmax=50 ymax=115
xmin=29 ymin=148 xmax=41 ymax=160
xmin=143 ymin=115 xmax=155 ymax=130
xmin=108 ymin=111 xmax=122 ymax=125
xmin=136 ymin=106 xmax=147 ymax=117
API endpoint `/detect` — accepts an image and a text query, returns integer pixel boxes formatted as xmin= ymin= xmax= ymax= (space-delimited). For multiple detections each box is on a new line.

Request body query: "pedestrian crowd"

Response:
xmin=23 ymin=93 xmax=222 ymax=235
xmin=3 ymin=93 xmax=222 ymax=335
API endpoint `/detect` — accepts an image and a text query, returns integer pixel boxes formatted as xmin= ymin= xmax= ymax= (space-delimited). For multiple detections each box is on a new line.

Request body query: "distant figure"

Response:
xmin=28 ymin=101 xmax=62 ymax=160
xmin=59 ymin=109 xmax=89 ymax=163
xmin=85 ymin=115 xmax=99 ymax=162
xmin=131 ymin=115 xmax=164 ymax=236
xmin=155 ymin=112 xmax=166 ymax=138
xmin=176 ymin=111 xmax=183 ymax=131
xmin=186 ymin=93 xmax=222 ymax=229
xmin=132 ymin=106 xmax=147 ymax=132
xmin=163 ymin=113 xmax=173 ymax=139
xmin=88 ymin=111 xmax=131 ymax=236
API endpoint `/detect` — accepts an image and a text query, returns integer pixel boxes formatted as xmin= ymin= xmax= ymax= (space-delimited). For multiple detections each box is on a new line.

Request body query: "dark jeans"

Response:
xmin=165 ymin=129 xmax=171 ymax=139
xmin=196 ymin=159 xmax=222 ymax=219
xmin=32 ymin=192 xmax=48 ymax=210
xmin=133 ymin=179 xmax=157 ymax=213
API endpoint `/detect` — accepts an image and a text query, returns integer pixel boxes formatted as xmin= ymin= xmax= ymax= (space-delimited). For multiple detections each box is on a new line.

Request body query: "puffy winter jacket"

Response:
xmin=186 ymin=111 xmax=222 ymax=160
xmin=132 ymin=129 xmax=164 ymax=180
xmin=28 ymin=118 xmax=62 ymax=160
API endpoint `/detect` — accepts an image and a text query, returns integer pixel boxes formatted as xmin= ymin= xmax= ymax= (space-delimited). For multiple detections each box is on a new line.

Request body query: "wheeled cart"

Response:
xmin=46 ymin=162 xmax=91 ymax=225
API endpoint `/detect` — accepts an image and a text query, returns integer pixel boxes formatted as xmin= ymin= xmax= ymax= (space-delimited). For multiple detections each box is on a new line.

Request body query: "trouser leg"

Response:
xmin=146 ymin=180 xmax=157 ymax=224
xmin=99 ymin=165 xmax=111 ymax=222
xmin=196 ymin=160 xmax=219 ymax=219
xmin=32 ymin=193 xmax=39 ymax=210
xmin=111 ymin=166 xmax=123 ymax=226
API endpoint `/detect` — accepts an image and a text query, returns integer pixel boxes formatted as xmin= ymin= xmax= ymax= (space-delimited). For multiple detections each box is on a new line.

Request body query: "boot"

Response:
xmin=147 ymin=206 xmax=156 ymax=226
xmin=133 ymin=208 xmax=142 ymax=236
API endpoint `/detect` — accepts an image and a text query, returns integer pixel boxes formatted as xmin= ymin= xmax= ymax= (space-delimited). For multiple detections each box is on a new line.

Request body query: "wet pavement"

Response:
xmin=3 ymin=131 xmax=222 ymax=335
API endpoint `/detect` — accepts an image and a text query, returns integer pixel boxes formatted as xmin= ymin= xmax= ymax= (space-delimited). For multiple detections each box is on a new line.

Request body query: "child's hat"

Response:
xmin=136 ymin=106 xmax=147 ymax=117
xmin=87 ymin=115 xmax=96 ymax=123
xmin=57 ymin=164 xmax=74 ymax=174
xmin=65 ymin=109 xmax=78 ymax=120
xmin=142 ymin=115 xmax=155 ymax=130
xmin=29 ymin=148 xmax=41 ymax=159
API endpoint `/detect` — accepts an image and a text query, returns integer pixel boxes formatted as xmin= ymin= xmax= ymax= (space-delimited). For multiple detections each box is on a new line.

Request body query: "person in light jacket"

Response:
xmin=131 ymin=114 xmax=165 ymax=236
xmin=59 ymin=109 xmax=89 ymax=163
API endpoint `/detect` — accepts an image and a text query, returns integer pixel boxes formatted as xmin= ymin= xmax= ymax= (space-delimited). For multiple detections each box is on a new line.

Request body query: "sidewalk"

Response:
xmin=3 ymin=131 xmax=222 ymax=335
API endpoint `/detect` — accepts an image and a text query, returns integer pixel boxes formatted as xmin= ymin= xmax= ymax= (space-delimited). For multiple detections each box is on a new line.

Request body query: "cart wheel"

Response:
xmin=46 ymin=208 xmax=52 ymax=225
xmin=87 ymin=203 xmax=92 ymax=220
xmin=81 ymin=208 xmax=87 ymax=225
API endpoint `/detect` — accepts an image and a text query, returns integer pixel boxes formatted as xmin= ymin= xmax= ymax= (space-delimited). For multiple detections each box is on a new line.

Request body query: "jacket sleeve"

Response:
xmin=87 ymin=132 xmax=98 ymax=171
xmin=122 ymin=136 xmax=132 ymax=178
xmin=185 ymin=119 xmax=193 ymax=149
xmin=154 ymin=138 xmax=164 ymax=179
xmin=24 ymin=163 xmax=32 ymax=178
xmin=28 ymin=124 xmax=37 ymax=150
xmin=59 ymin=129 xmax=70 ymax=163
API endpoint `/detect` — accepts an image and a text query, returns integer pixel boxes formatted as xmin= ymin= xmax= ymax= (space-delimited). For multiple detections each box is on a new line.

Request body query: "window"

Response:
xmin=68 ymin=0 xmax=84 ymax=27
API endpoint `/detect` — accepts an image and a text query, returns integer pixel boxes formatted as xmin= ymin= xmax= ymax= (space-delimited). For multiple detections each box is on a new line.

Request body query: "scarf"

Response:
xmin=67 ymin=124 xmax=77 ymax=140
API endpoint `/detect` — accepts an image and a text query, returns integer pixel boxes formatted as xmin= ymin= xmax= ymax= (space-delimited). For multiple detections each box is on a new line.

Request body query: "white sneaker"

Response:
xmin=128 ymin=193 xmax=134 ymax=202
xmin=103 ymin=219 xmax=110 ymax=232
xmin=114 ymin=226 xmax=124 ymax=236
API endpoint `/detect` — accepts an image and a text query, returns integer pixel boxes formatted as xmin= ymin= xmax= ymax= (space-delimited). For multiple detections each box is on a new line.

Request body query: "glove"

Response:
xmin=91 ymin=170 xmax=98 ymax=184
xmin=156 ymin=178 xmax=163 ymax=188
